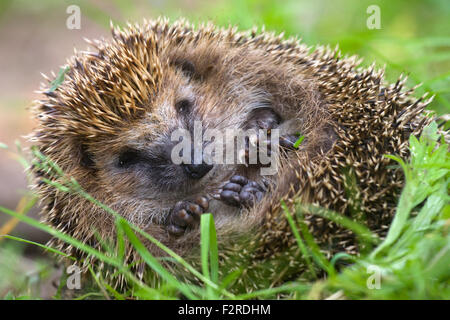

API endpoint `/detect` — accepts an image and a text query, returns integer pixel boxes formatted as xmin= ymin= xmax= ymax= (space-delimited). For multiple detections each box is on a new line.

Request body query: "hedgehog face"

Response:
xmin=66 ymin=45 xmax=262 ymax=224
xmin=77 ymin=40 xmax=281 ymax=213
xmin=89 ymin=61 xmax=220 ymax=202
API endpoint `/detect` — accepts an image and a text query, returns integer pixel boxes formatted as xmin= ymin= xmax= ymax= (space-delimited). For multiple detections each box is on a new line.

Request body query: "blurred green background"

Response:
xmin=0 ymin=0 xmax=448 ymax=297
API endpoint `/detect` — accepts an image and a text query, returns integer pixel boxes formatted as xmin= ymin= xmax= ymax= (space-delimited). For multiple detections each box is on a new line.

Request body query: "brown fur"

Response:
xmin=30 ymin=19 xmax=434 ymax=286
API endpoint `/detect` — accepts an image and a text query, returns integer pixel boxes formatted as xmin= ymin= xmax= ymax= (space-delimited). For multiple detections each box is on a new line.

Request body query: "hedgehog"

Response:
xmin=30 ymin=18 xmax=436 ymax=291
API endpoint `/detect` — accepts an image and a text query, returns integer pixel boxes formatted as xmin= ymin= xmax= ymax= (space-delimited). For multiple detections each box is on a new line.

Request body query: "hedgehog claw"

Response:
xmin=243 ymin=132 xmax=301 ymax=165
xmin=167 ymin=196 xmax=209 ymax=237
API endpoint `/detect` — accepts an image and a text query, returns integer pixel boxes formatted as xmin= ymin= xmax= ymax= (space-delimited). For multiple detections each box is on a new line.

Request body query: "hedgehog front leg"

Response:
xmin=166 ymin=196 xmax=209 ymax=237
xmin=219 ymin=175 xmax=266 ymax=208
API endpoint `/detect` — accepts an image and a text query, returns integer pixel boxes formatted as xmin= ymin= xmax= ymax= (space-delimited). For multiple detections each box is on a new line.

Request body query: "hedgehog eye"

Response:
xmin=175 ymin=99 xmax=193 ymax=114
xmin=118 ymin=149 xmax=142 ymax=168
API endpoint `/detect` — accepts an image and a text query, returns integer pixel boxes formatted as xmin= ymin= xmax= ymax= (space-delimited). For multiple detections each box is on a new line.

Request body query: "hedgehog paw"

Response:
xmin=166 ymin=196 xmax=209 ymax=237
xmin=242 ymin=133 xmax=301 ymax=164
xmin=242 ymin=108 xmax=301 ymax=164
xmin=219 ymin=175 xmax=265 ymax=208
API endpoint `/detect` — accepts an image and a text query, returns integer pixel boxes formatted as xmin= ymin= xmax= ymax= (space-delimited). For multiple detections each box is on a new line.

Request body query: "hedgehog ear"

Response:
xmin=174 ymin=59 xmax=195 ymax=78
xmin=79 ymin=143 xmax=95 ymax=169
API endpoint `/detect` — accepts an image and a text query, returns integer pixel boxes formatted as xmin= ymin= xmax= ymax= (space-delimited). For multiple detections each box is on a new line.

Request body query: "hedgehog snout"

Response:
xmin=170 ymin=141 xmax=214 ymax=179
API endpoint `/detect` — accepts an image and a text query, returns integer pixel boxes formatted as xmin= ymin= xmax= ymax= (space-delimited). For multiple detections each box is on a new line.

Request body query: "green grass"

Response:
xmin=0 ymin=122 xmax=448 ymax=300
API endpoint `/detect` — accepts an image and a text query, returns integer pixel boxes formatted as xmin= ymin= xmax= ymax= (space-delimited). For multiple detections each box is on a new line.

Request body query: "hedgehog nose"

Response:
xmin=182 ymin=163 xmax=213 ymax=179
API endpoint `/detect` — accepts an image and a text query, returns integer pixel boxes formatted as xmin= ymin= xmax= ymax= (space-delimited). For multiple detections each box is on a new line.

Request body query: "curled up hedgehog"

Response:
xmin=30 ymin=19 xmax=439 ymax=290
